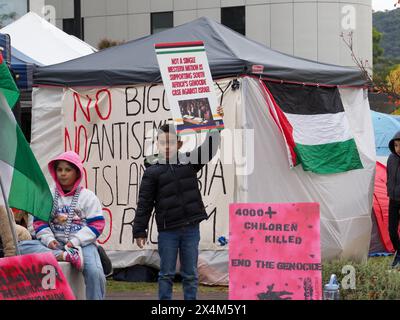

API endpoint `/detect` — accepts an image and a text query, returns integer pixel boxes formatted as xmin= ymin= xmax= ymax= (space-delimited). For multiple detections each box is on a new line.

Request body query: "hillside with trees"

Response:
xmin=373 ymin=8 xmax=400 ymax=59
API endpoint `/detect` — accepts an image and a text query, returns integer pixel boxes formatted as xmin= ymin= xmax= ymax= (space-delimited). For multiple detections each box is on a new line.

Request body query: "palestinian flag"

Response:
xmin=261 ymin=80 xmax=363 ymax=174
xmin=155 ymin=41 xmax=206 ymax=54
xmin=0 ymin=53 xmax=19 ymax=108
xmin=0 ymin=92 xmax=53 ymax=221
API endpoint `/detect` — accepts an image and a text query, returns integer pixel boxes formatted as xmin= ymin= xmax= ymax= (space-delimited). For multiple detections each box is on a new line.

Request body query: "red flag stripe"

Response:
xmin=155 ymin=41 xmax=204 ymax=49
xmin=259 ymin=79 xmax=298 ymax=166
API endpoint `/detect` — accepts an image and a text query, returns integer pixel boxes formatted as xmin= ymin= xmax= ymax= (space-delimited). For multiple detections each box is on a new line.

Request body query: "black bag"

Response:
xmin=97 ymin=245 xmax=113 ymax=276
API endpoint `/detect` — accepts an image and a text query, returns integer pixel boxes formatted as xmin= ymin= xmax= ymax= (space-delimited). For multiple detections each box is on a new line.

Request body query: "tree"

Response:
xmin=341 ymin=27 xmax=400 ymax=114
xmin=373 ymin=27 xmax=384 ymax=63
xmin=97 ymin=38 xmax=125 ymax=50
xmin=387 ymin=65 xmax=400 ymax=95
xmin=340 ymin=31 xmax=372 ymax=85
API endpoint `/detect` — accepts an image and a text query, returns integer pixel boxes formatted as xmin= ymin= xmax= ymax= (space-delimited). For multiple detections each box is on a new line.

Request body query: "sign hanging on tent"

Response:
xmin=60 ymin=79 xmax=237 ymax=251
xmin=0 ymin=252 xmax=75 ymax=300
xmin=229 ymin=202 xmax=322 ymax=300
xmin=155 ymin=41 xmax=224 ymax=134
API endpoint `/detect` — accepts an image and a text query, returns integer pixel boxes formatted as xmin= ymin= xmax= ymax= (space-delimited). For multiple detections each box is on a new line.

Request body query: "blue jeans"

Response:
xmin=158 ymin=223 xmax=200 ymax=300
xmin=18 ymin=240 xmax=106 ymax=300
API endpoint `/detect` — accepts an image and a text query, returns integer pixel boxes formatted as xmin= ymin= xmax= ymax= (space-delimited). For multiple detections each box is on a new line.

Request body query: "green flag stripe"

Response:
xmin=0 ymin=61 xmax=19 ymax=108
xmin=0 ymin=94 xmax=52 ymax=221
xmin=8 ymin=171 xmax=52 ymax=221
xmin=8 ymin=121 xmax=53 ymax=221
xmin=294 ymin=139 xmax=363 ymax=174
xmin=0 ymin=99 xmax=17 ymax=163
xmin=156 ymin=49 xmax=205 ymax=54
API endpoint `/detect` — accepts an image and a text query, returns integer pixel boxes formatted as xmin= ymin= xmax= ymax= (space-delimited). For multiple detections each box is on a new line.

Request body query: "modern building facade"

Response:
xmin=35 ymin=0 xmax=372 ymax=68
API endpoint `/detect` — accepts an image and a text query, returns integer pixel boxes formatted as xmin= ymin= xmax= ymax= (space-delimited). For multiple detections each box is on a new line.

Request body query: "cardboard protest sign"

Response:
xmin=155 ymin=41 xmax=224 ymax=134
xmin=229 ymin=203 xmax=322 ymax=300
xmin=0 ymin=252 xmax=75 ymax=300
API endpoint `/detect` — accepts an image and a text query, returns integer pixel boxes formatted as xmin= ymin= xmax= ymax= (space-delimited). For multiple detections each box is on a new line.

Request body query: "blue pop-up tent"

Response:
xmin=371 ymin=110 xmax=400 ymax=157
xmin=0 ymin=32 xmax=34 ymax=90
xmin=10 ymin=55 xmax=33 ymax=90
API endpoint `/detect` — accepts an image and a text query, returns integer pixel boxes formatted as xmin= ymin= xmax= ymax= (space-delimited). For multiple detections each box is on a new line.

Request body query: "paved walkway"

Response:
xmin=106 ymin=291 xmax=228 ymax=300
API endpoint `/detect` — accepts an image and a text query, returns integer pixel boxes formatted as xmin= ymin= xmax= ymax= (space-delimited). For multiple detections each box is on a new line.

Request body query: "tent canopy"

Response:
xmin=34 ymin=17 xmax=367 ymax=87
xmin=0 ymin=12 xmax=96 ymax=67
xmin=1 ymin=12 xmax=96 ymax=91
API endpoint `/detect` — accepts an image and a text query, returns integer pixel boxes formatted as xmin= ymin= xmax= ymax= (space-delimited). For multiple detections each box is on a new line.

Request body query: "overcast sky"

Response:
xmin=372 ymin=0 xmax=397 ymax=12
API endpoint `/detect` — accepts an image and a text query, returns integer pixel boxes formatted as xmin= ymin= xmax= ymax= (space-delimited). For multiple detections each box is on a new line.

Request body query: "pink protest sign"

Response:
xmin=229 ymin=203 xmax=322 ymax=300
xmin=0 ymin=252 xmax=75 ymax=300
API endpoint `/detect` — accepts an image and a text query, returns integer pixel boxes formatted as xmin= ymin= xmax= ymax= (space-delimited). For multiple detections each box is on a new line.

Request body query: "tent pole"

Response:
xmin=0 ymin=173 xmax=20 ymax=256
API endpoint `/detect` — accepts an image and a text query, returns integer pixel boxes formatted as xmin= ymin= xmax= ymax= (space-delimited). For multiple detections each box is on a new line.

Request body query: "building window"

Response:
xmin=151 ymin=12 xmax=173 ymax=34
xmin=63 ymin=18 xmax=84 ymax=39
xmin=221 ymin=6 xmax=245 ymax=35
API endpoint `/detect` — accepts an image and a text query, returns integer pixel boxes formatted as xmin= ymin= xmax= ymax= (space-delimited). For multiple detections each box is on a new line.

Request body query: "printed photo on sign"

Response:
xmin=178 ymin=97 xmax=216 ymax=130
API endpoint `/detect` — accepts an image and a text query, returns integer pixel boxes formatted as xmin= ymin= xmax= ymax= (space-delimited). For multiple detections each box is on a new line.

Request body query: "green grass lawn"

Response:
xmin=107 ymin=256 xmax=400 ymax=299
xmin=322 ymin=256 xmax=400 ymax=300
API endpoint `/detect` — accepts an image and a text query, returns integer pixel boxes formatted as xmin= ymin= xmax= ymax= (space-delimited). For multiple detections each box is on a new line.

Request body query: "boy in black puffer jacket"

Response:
xmin=387 ymin=131 xmax=400 ymax=268
xmin=133 ymin=107 xmax=223 ymax=300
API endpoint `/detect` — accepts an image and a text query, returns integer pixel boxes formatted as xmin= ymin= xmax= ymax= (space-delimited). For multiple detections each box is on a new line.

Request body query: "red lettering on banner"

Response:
xmin=97 ymin=208 xmax=112 ymax=245
xmin=75 ymin=125 xmax=88 ymax=162
xmin=95 ymin=89 xmax=112 ymax=120
xmin=64 ymin=125 xmax=88 ymax=162
xmin=73 ymin=93 xmax=92 ymax=122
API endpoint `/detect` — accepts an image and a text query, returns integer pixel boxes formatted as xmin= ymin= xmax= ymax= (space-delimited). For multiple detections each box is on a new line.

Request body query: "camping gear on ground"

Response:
xmin=97 ymin=244 xmax=113 ymax=276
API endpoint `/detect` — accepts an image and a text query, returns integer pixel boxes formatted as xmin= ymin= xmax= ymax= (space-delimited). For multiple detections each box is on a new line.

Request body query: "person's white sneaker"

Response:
xmin=65 ymin=245 xmax=84 ymax=271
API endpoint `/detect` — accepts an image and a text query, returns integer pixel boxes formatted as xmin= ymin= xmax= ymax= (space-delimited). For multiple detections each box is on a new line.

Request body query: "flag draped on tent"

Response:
xmin=261 ymin=80 xmax=363 ymax=174
xmin=0 ymin=53 xmax=19 ymax=108
xmin=0 ymin=92 xmax=53 ymax=221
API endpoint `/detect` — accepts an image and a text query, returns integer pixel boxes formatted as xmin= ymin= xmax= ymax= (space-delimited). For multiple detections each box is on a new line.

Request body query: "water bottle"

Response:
xmin=323 ymin=274 xmax=340 ymax=300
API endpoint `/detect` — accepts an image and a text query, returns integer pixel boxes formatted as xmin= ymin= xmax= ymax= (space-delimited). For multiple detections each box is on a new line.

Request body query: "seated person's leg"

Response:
xmin=18 ymin=239 xmax=64 ymax=260
xmin=81 ymin=244 xmax=106 ymax=300
xmin=0 ymin=206 xmax=16 ymax=257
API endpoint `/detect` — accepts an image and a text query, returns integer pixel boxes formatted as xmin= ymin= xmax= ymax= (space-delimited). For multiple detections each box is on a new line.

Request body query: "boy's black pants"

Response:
xmin=388 ymin=199 xmax=400 ymax=252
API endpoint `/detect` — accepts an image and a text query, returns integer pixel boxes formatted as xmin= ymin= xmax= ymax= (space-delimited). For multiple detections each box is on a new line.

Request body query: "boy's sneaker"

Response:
xmin=391 ymin=251 xmax=400 ymax=269
xmin=65 ymin=245 xmax=84 ymax=271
